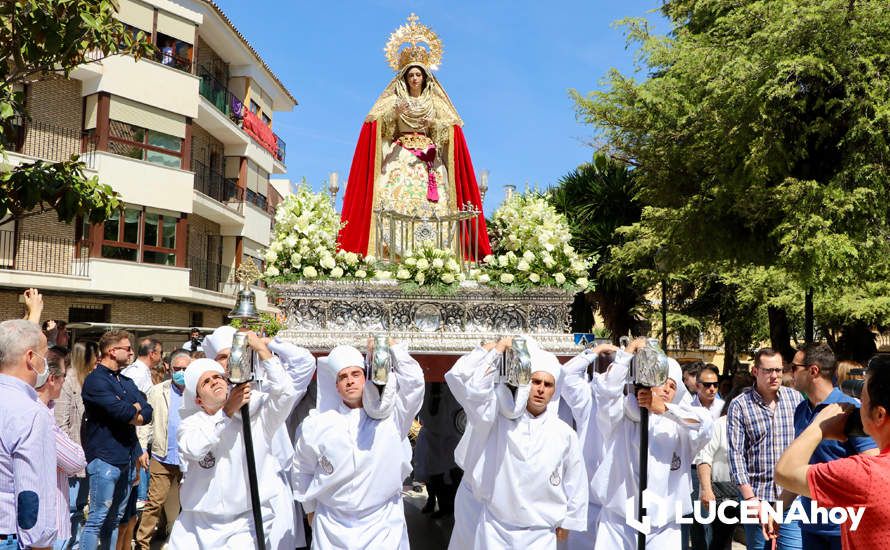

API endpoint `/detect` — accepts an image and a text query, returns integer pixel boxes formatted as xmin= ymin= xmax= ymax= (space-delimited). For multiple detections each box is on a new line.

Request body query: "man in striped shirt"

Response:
xmin=0 ymin=319 xmax=58 ymax=550
xmin=727 ymin=347 xmax=804 ymax=550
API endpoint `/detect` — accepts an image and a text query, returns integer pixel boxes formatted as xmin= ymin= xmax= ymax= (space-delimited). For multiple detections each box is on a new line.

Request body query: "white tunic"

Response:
xmin=445 ymin=347 xmax=588 ymax=550
xmin=292 ymin=346 xmax=424 ymax=550
xmin=169 ymin=356 xmax=298 ymax=550
xmin=591 ymin=350 xmax=713 ymax=536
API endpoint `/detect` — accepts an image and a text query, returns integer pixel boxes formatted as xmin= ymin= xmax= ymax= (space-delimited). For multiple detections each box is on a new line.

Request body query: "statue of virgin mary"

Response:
xmin=337 ymin=14 xmax=492 ymax=259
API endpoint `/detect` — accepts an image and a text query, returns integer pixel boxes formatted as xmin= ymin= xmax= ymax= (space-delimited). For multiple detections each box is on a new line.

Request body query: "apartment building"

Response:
xmin=0 ymin=0 xmax=296 ymax=333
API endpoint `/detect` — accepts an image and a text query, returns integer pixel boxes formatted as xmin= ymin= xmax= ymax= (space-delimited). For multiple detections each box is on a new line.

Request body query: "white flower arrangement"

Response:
xmin=483 ymin=192 xmax=592 ymax=291
xmin=394 ymin=246 xmax=463 ymax=288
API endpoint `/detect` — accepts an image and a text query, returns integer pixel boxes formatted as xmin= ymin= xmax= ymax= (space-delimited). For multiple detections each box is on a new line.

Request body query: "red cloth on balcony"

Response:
xmin=337 ymin=122 xmax=492 ymax=258
xmin=242 ymin=109 xmax=277 ymax=156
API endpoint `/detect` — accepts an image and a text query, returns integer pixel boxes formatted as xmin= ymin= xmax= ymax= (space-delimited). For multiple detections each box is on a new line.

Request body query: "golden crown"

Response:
xmin=384 ymin=13 xmax=443 ymax=72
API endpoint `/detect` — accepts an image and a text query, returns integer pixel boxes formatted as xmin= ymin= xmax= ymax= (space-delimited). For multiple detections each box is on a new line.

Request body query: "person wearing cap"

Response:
xmin=200 ymin=325 xmax=316 ymax=548
xmin=445 ymin=336 xmax=588 ymax=549
xmin=292 ymin=339 xmax=424 ymax=549
xmin=167 ymin=332 xmax=298 ymax=549
xmin=591 ymin=337 xmax=714 ymax=547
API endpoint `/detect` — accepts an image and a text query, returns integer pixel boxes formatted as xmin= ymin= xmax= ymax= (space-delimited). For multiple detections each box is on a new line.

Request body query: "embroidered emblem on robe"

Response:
xmin=670 ymin=451 xmax=681 ymax=471
xmin=550 ymin=467 xmax=561 ymax=487
xmin=199 ymin=451 xmax=216 ymax=469
xmin=320 ymin=454 xmax=334 ymax=475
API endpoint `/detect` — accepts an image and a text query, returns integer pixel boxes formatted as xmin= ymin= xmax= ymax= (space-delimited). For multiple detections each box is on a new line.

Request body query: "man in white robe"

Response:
xmin=202 ymin=325 xmax=315 ymax=548
xmin=445 ymin=336 xmax=588 ymax=550
xmin=292 ymin=341 xmax=424 ymax=549
xmin=168 ymin=332 xmax=299 ymax=550
xmin=592 ymin=338 xmax=714 ymax=549
xmin=559 ymin=343 xmax=617 ymax=549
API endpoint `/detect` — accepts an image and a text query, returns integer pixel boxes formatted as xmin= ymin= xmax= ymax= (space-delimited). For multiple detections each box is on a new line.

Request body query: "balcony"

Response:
xmin=274 ymin=133 xmax=286 ymax=163
xmin=193 ymin=159 xmax=243 ymax=212
xmin=188 ymin=255 xmax=231 ymax=293
xmin=198 ymin=64 xmax=243 ymax=124
xmin=0 ymin=231 xmax=90 ymax=277
xmin=2 ymin=119 xmax=97 ymax=168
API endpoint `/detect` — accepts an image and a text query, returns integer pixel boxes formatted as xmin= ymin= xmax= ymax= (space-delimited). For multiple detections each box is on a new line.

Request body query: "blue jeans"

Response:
xmin=60 ymin=476 xmax=90 ymax=549
xmin=744 ymin=520 xmax=802 ymax=550
xmin=137 ymin=466 xmax=149 ymax=502
xmin=801 ymin=530 xmax=842 ymax=550
xmin=0 ymin=537 xmax=17 ymax=550
xmin=80 ymin=458 xmax=133 ymax=550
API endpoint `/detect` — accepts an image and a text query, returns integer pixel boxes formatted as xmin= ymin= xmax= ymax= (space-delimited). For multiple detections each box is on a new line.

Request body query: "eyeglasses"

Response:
xmin=111 ymin=346 xmax=132 ymax=352
xmin=757 ymin=367 xmax=784 ymax=375
xmin=698 ymin=381 xmax=719 ymax=388
xmin=788 ymin=362 xmax=810 ymax=371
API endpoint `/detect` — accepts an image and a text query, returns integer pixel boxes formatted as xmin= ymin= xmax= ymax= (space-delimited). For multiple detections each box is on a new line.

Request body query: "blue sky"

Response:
xmin=212 ymin=1 xmax=665 ymax=213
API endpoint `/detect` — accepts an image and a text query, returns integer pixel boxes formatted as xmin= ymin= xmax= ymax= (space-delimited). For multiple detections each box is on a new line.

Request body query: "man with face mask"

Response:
xmin=80 ymin=330 xmax=152 ymax=550
xmin=445 ymin=336 xmax=588 ymax=549
xmin=592 ymin=337 xmax=714 ymax=548
xmin=0 ymin=319 xmax=58 ymax=550
xmin=134 ymin=349 xmax=192 ymax=550
xmin=169 ymin=333 xmax=298 ymax=549
xmin=292 ymin=339 xmax=424 ymax=549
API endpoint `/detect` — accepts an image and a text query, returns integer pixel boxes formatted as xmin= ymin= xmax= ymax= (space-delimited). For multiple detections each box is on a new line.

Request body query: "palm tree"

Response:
xmin=549 ymin=153 xmax=650 ymax=340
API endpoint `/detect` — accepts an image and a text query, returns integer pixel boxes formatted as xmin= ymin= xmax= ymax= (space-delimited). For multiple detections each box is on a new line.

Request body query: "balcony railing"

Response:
xmin=0 ymin=231 xmax=90 ymax=277
xmin=198 ymin=65 xmax=243 ymax=122
xmin=1 ymin=119 xmax=97 ymax=168
xmin=274 ymin=133 xmax=286 ymax=163
xmin=188 ymin=255 xmax=231 ymax=293
xmin=193 ymin=160 xmax=244 ymax=213
xmin=154 ymin=49 xmax=193 ymax=73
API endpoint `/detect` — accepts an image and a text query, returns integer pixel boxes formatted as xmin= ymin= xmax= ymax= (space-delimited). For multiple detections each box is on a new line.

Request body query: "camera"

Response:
xmin=840 ymin=368 xmax=866 ymax=438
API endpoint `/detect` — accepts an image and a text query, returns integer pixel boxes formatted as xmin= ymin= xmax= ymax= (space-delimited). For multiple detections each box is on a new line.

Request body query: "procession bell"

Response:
xmin=501 ymin=336 xmax=532 ymax=387
xmin=228 ymin=286 xmax=260 ymax=320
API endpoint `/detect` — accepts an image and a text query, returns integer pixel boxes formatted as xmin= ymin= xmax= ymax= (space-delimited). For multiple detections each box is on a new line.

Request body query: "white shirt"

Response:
xmin=446 ymin=347 xmax=588 ymax=532
xmin=292 ymin=346 xmax=424 ymax=515
xmin=560 ymin=353 xmax=607 ymax=503
xmin=692 ymin=394 xmax=725 ymax=421
xmin=591 ymin=351 xmax=713 ymax=529
xmin=694 ymin=415 xmax=731 ymax=482
xmin=176 ymin=357 xmax=297 ymax=517
xmin=122 ymin=359 xmax=153 ymax=394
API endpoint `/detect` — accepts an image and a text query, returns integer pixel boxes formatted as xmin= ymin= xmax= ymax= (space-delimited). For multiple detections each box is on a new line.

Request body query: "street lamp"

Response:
xmin=328 ymin=171 xmax=339 ymax=202
xmin=504 ymin=184 xmax=516 ymax=201
xmin=478 ymin=169 xmax=489 ymax=202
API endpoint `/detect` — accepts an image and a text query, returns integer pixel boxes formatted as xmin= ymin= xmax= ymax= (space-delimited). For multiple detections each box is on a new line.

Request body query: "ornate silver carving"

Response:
xmin=271 ymin=280 xmax=581 ymax=354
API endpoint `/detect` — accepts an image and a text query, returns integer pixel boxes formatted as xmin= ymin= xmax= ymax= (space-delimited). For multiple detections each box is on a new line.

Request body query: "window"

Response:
xmin=262 ymin=113 xmax=271 ymax=126
xmin=189 ymin=311 xmax=204 ymax=328
xmin=109 ymin=120 xmax=182 ymax=168
xmin=250 ymin=100 xmax=260 ymax=114
xmin=119 ymin=23 xmax=149 ymax=48
xmin=69 ymin=304 xmax=110 ymax=323
xmin=154 ymin=32 xmax=193 ymax=72
xmin=99 ymin=207 xmax=180 ymax=266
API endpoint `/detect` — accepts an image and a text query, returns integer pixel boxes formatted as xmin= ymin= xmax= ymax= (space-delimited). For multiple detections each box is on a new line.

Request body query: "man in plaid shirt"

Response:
xmin=727 ymin=348 xmax=804 ymax=550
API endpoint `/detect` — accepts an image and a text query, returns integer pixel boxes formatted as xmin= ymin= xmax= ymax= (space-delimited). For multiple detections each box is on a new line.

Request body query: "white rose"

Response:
xmin=355 ymin=269 xmax=367 ymax=279
xmin=506 ymin=251 xmax=517 ymax=260
xmin=345 ymin=252 xmax=359 ymax=265
xmin=396 ymin=268 xmax=411 ymax=280
xmin=265 ymin=265 xmax=280 ymax=277
xmin=330 ymin=266 xmax=344 ymax=278
xmin=457 ymin=273 xmax=466 ymax=282
xmin=478 ymin=274 xmax=490 ymax=284
xmin=375 ymin=271 xmax=392 ymax=280
xmin=483 ymin=254 xmax=496 ymax=265
xmin=499 ymin=273 xmax=515 ymax=284
xmin=564 ymin=244 xmax=574 ymax=255
xmin=529 ymin=273 xmax=541 ymax=283
xmin=441 ymin=273 xmax=455 ymax=284
xmin=432 ymin=258 xmax=444 ymax=269
xmin=285 ymin=235 xmax=298 ymax=248
xmin=405 ymin=257 xmax=418 ymax=266
xmin=498 ymin=255 xmax=509 ymax=267
xmin=517 ymin=260 xmax=530 ymax=272
xmin=416 ymin=258 xmax=430 ymax=271
xmin=320 ymin=256 xmax=336 ymax=270
xmin=270 ymin=241 xmax=283 ymax=253
xmin=523 ymin=250 xmax=535 ymax=262
xmin=544 ymin=243 xmax=555 ymax=252
xmin=303 ymin=266 xmax=318 ymax=278
xmin=544 ymin=258 xmax=556 ymax=269
xmin=554 ymin=273 xmax=566 ymax=284
xmin=415 ymin=272 xmax=426 ymax=284
xmin=264 ymin=249 xmax=278 ymax=263
xmin=363 ymin=255 xmax=376 ymax=264
xmin=290 ymin=252 xmax=302 ymax=265
xmin=576 ymin=277 xmax=589 ymax=288
xmin=446 ymin=259 xmax=459 ymax=272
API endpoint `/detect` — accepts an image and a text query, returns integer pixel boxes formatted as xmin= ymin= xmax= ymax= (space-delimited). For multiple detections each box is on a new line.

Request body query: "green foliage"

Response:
xmin=573 ymin=0 xmax=890 ymax=340
xmin=229 ymin=313 xmax=286 ymax=337
xmin=0 ymin=0 xmax=154 ymax=223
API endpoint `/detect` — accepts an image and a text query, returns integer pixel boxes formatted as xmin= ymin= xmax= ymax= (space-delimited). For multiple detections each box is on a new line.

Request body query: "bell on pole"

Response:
xmin=228 ymin=262 xmax=263 ymax=320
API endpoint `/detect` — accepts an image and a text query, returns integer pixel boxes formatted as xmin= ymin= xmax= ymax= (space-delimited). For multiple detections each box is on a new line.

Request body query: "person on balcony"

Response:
xmin=338 ymin=14 xmax=491 ymax=259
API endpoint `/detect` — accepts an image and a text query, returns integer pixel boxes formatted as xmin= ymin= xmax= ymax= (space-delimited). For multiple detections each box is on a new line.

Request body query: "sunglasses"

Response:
xmin=698 ymin=381 xmax=719 ymax=388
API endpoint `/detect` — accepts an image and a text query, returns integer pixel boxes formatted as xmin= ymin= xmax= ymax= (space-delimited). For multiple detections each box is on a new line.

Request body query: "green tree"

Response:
xmin=0 ymin=0 xmax=153 ymax=224
xmin=573 ymin=0 xmax=890 ymax=354
xmin=549 ymin=153 xmax=652 ymax=339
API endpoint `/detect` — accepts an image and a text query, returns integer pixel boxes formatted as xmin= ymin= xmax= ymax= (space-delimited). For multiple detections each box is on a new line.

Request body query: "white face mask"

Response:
xmin=33 ymin=352 xmax=51 ymax=389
